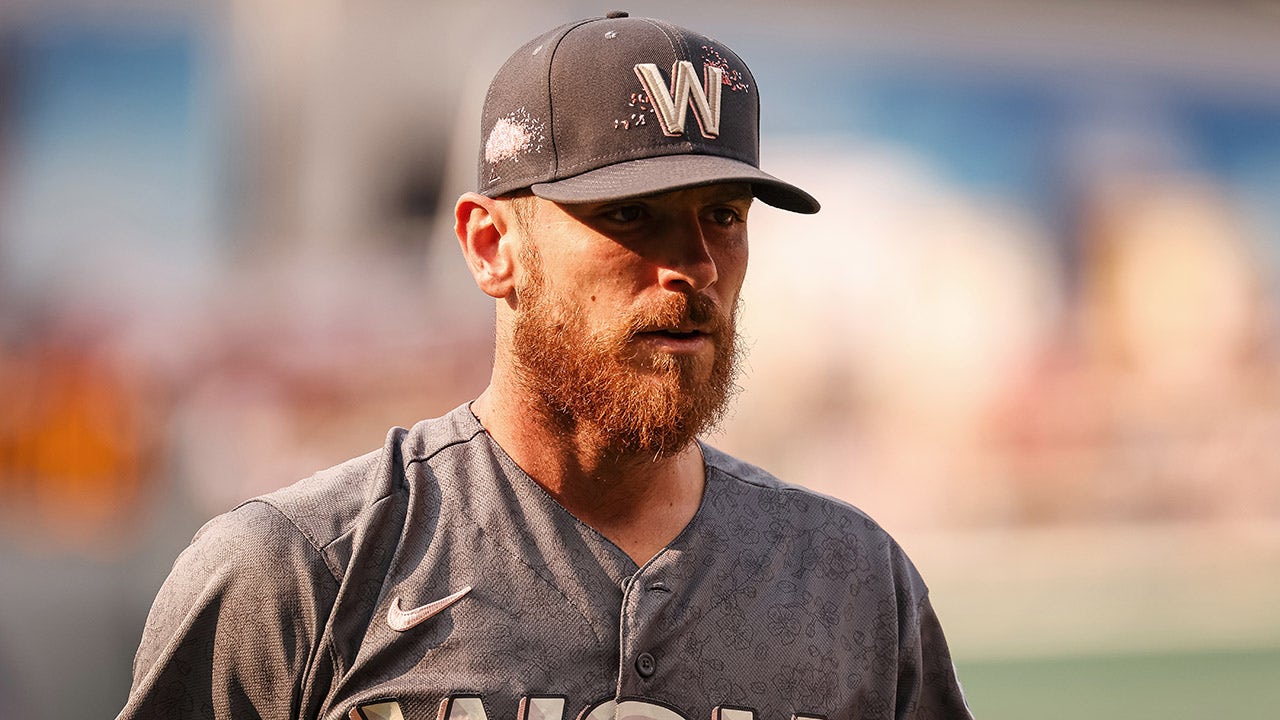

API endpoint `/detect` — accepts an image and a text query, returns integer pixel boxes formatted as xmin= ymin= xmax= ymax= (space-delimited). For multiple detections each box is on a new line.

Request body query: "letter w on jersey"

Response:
xmin=352 ymin=697 xmax=825 ymax=720
xmin=634 ymin=61 xmax=724 ymax=138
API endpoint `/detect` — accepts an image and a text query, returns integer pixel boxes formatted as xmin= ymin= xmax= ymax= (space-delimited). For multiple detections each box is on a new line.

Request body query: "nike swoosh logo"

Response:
xmin=386 ymin=586 xmax=472 ymax=632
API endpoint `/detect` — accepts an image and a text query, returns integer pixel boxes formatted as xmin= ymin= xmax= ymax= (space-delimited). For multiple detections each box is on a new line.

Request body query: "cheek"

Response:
xmin=553 ymin=263 xmax=641 ymax=317
xmin=718 ymin=242 xmax=749 ymax=296
xmin=553 ymin=235 xmax=648 ymax=289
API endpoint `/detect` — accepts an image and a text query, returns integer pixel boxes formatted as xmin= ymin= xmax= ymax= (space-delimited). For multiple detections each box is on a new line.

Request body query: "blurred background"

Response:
xmin=1 ymin=0 xmax=1278 ymax=717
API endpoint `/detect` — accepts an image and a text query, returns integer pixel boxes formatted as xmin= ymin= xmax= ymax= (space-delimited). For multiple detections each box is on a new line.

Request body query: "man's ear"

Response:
xmin=455 ymin=192 xmax=519 ymax=299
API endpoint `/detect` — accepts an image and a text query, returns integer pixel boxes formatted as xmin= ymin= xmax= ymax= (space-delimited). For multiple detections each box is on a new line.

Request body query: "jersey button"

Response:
xmin=635 ymin=652 xmax=656 ymax=678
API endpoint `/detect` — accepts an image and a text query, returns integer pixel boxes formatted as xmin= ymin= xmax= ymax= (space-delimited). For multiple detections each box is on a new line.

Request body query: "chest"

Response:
xmin=319 ymin=532 xmax=895 ymax=720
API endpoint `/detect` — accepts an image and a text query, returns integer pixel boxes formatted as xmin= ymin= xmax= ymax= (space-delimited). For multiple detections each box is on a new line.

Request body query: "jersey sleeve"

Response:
xmin=116 ymin=500 xmax=340 ymax=720
xmin=895 ymin=592 xmax=974 ymax=720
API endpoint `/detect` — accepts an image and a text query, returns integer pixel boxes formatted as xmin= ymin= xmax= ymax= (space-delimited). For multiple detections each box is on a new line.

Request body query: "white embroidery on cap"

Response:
xmin=484 ymin=108 xmax=546 ymax=165
xmin=614 ymin=91 xmax=652 ymax=131
xmin=605 ymin=30 xmax=618 ymax=39
xmin=701 ymin=45 xmax=750 ymax=93
xmin=634 ymin=61 xmax=723 ymax=138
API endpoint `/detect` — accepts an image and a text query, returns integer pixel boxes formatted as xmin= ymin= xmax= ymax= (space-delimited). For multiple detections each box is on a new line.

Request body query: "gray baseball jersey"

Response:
xmin=118 ymin=404 xmax=972 ymax=720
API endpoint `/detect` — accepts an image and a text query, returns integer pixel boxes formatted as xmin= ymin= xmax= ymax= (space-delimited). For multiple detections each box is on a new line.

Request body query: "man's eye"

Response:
xmin=709 ymin=207 xmax=743 ymax=226
xmin=604 ymin=205 xmax=645 ymax=223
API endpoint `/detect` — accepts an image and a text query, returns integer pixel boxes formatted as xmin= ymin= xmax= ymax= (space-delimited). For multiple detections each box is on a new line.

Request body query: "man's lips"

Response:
xmin=634 ymin=328 xmax=712 ymax=350
xmin=636 ymin=324 xmax=711 ymax=338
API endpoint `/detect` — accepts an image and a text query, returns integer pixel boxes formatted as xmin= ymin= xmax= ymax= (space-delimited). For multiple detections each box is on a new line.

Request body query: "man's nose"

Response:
xmin=656 ymin=216 xmax=718 ymax=292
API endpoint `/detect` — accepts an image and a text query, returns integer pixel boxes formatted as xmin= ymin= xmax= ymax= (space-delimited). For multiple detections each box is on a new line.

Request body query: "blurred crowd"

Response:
xmin=0 ymin=261 xmax=496 ymax=554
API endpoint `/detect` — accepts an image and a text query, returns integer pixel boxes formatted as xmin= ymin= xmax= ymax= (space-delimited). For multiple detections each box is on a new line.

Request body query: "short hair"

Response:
xmin=503 ymin=191 xmax=537 ymax=234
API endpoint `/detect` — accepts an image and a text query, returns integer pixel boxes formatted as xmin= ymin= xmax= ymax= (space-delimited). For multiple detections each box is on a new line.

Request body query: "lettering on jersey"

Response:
xmin=387 ymin=696 xmax=826 ymax=720
xmin=710 ymin=706 xmax=825 ymax=720
xmin=433 ymin=696 xmax=568 ymax=720
xmin=633 ymin=61 xmax=724 ymax=138
xmin=349 ymin=700 xmax=406 ymax=720
xmin=582 ymin=699 xmax=685 ymax=720
xmin=520 ymin=697 xmax=568 ymax=720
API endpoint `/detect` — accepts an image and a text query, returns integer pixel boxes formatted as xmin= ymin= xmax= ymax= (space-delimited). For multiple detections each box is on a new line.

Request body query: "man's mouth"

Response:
xmin=635 ymin=327 xmax=712 ymax=351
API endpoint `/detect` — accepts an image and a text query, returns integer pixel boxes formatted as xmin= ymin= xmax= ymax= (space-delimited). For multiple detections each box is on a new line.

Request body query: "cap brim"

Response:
xmin=529 ymin=155 xmax=820 ymax=214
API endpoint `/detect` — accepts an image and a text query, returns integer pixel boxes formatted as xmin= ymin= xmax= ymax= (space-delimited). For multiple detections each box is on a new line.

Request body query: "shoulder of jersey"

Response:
xmin=702 ymin=443 xmax=889 ymax=532
xmin=249 ymin=405 xmax=482 ymax=549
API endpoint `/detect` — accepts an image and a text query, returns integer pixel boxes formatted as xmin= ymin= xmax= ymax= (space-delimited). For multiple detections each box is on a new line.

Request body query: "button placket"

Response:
xmin=635 ymin=652 xmax=656 ymax=678
xmin=617 ymin=567 xmax=676 ymax=689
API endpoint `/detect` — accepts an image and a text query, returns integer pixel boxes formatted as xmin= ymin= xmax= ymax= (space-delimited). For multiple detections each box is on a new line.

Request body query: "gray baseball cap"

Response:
xmin=477 ymin=12 xmax=820 ymax=214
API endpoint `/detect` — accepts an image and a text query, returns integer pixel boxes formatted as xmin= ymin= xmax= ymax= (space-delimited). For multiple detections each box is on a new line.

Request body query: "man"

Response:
xmin=119 ymin=12 xmax=972 ymax=720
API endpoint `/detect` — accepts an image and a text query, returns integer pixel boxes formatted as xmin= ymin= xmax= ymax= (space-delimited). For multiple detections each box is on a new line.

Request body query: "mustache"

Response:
xmin=621 ymin=292 xmax=731 ymax=340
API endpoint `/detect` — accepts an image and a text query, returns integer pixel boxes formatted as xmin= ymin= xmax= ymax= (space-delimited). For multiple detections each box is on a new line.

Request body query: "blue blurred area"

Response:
xmin=2 ymin=20 xmax=221 ymax=296
xmin=1183 ymin=100 xmax=1280 ymax=272
xmin=758 ymin=48 xmax=1062 ymax=200
xmin=755 ymin=39 xmax=1280 ymax=270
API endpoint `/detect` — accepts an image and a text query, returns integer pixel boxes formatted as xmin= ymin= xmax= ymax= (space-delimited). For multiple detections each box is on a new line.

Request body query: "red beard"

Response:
xmin=512 ymin=244 xmax=742 ymax=458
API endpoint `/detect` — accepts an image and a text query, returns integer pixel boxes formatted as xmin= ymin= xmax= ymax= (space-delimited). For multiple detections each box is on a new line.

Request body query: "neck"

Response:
xmin=471 ymin=374 xmax=706 ymax=566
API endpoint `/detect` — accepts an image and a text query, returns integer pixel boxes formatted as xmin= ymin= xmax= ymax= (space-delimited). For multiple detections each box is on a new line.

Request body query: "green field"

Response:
xmin=956 ymin=646 xmax=1280 ymax=719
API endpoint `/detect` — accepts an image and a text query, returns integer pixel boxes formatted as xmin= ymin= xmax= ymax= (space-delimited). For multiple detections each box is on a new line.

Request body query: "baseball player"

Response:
xmin=118 ymin=12 xmax=972 ymax=720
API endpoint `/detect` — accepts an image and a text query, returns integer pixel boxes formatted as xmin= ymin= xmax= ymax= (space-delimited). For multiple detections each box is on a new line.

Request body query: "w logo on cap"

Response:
xmin=634 ymin=61 xmax=724 ymax=139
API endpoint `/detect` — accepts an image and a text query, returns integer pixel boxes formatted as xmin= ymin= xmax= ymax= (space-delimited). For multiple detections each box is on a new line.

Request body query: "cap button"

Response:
xmin=605 ymin=10 xmax=629 ymax=18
